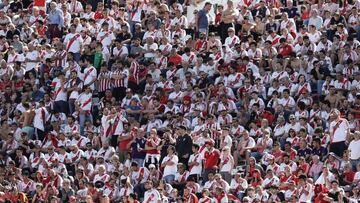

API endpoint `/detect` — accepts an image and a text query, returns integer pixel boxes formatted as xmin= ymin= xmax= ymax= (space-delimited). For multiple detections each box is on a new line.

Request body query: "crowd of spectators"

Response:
xmin=0 ymin=0 xmax=359 ymax=202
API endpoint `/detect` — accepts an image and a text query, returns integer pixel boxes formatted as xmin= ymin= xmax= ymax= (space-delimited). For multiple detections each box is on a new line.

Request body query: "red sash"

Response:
xmin=158 ymin=57 xmax=166 ymax=68
xmin=138 ymin=167 xmax=145 ymax=182
xmin=230 ymin=37 xmax=237 ymax=47
xmin=130 ymin=6 xmax=138 ymax=20
xmin=265 ymin=178 xmax=274 ymax=188
xmin=164 ymin=44 xmax=171 ymax=53
xmin=72 ymin=2 xmax=76 ymax=12
xmin=168 ymin=69 xmax=177 ymax=79
xmin=330 ymin=119 xmax=343 ymax=142
xmin=298 ymin=83 xmax=308 ymax=94
xmin=33 ymin=157 xmax=39 ymax=165
xmin=321 ymin=136 xmax=327 ymax=145
xmin=77 ymin=138 xmax=83 ymax=147
xmin=41 ymin=108 xmax=46 ymax=126
xmin=55 ymin=86 xmax=62 ymax=99
xmin=189 ymin=154 xmax=199 ymax=172
xmin=66 ymin=34 xmax=80 ymax=51
xmin=201 ymin=197 xmax=211 ymax=203
xmin=72 ymin=151 xmax=80 ymax=162
xmin=81 ymin=96 xmax=92 ymax=108
xmin=188 ymin=55 xmax=195 ymax=63
xmin=145 ymin=193 xmax=155 ymax=203
xmin=84 ymin=68 xmax=94 ymax=83
xmin=342 ymin=79 xmax=348 ymax=89
xmin=23 ymin=181 xmax=32 ymax=192
xmin=117 ymin=47 xmax=123 ymax=56
xmin=112 ymin=116 xmax=120 ymax=135
xmin=180 ymin=172 xmax=187 ymax=182
xmin=222 ymin=156 xmax=230 ymax=165
xmin=244 ymin=0 xmax=251 ymax=6
xmin=100 ymin=174 xmax=108 ymax=182
xmin=310 ymin=110 xmax=320 ymax=120
xmin=276 ymin=71 xmax=284 ymax=80
xmin=12 ymin=54 xmax=18 ymax=63
xmin=100 ymin=32 xmax=111 ymax=43
xmin=215 ymin=52 xmax=222 ymax=60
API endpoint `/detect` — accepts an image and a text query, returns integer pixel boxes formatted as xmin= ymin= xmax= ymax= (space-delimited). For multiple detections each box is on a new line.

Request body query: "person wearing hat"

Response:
xmin=202 ymin=139 xmax=219 ymax=184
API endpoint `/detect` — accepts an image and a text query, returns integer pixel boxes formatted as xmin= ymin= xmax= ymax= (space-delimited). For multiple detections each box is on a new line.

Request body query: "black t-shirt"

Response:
xmin=310 ymin=66 xmax=330 ymax=80
xmin=9 ymin=1 xmax=23 ymax=13
xmin=116 ymin=32 xmax=132 ymax=43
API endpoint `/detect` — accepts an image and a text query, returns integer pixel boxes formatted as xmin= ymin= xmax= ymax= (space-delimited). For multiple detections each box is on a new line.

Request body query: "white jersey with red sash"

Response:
xmin=33 ymin=107 xmax=48 ymax=131
xmin=155 ymin=56 xmax=168 ymax=69
xmin=65 ymin=33 xmax=82 ymax=53
xmin=82 ymin=66 xmax=97 ymax=90
xmin=66 ymin=78 xmax=83 ymax=100
xmin=68 ymin=149 xmax=83 ymax=163
xmin=54 ymin=82 xmax=67 ymax=101
xmin=76 ymin=92 xmax=93 ymax=112
xmin=93 ymin=173 xmax=110 ymax=183
xmin=97 ymin=31 xmax=115 ymax=47
xmin=144 ymin=189 xmax=161 ymax=203
xmin=225 ymin=36 xmax=240 ymax=48
xmin=329 ymin=118 xmax=349 ymax=143
xmin=296 ymin=82 xmax=311 ymax=95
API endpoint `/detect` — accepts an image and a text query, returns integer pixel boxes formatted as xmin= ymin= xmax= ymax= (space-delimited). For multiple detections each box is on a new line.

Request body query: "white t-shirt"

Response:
xmin=188 ymin=153 xmax=202 ymax=175
xmin=144 ymin=189 xmax=161 ymax=203
xmin=25 ymin=50 xmax=39 ymax=72
xmin=348 ymin=139 xmax=360 ymax=160
xmin=161 ymin=154 xmax=179 ymax=177
xmin=64 ymin=33 xmax=83 ymax=53
xmin=329 ymin=118 xmax=349 ymax=143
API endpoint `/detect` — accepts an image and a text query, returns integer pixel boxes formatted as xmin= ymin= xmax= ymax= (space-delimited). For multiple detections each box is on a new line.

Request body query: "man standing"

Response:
xmin=175 ymin=125 xmax=193 ymax=167
xmin=203 ymin=139 xmax=220 ymax=184
xmin=329 ymin=109 xmax=350 ymax=157
xmin=196 ymin=2 xmax=212 ymax=36
xmin=47 ymin=2 xmax=64 ymax=40
xmin=64 ymin=25 xmax=83 ymax=62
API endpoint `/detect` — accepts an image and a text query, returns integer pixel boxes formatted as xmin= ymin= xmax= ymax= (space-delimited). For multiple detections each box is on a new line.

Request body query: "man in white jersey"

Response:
xmin=143 ymin=180 xmax=161 ymax=203
xmin=75 ymin=85 xmax=93 ymax=135
xmin=329 ymin=109 xmax=350 ymax=157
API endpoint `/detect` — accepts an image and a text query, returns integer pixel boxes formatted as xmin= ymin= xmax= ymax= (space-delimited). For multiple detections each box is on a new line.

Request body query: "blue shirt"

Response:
xmin=197 ymin=9 xmax=209 ymax=29
xmin=48 ymin=9 xmax=64 ymax=27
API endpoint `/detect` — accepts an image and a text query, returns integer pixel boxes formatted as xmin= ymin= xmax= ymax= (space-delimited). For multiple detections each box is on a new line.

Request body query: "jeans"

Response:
xmin=54 ymin=101 xmax=69 ymax=115
xmin=79 ymin=112 xmax=93 ymax=135
xmin=350 ymin=159 xmax=360 ymax=172
xmin=70 ymin=52 xmax=81 ymax=63
xmin=317 ymin=80 xmax=324 ymax=95
xmin=132 ymin=158 xmax=144 ymax=167
xmin=68 ymin=100 xmax=76 ymax=115
xmin=163 ymin=175 xmax=175 ymax=183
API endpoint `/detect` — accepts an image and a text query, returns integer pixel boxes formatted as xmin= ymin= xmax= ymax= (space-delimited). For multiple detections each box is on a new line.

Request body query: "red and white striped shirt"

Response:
xmin=97 ymin=71 xmax=112 ymax=92
xmin=112 ymin=69 xmax=129 ymax=88
xmin=53 ymin=50 xmax=67 ymax=68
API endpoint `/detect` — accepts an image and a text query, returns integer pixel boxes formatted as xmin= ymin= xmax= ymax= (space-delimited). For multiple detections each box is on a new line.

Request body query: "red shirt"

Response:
xmin=168 ymin=54 xmax=182 ymax=66
xmin=278 ymin=43 xmax=293 ymax=57
xmin=118 ymin=132 xmax=132 ymax=151
xmin=204 ymin=148 xmax=220 ymax=169
xmin=94 ymin=11 xmax=104 ymax=20
xmin=344 ymin=171 xmax=355 ymax=183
